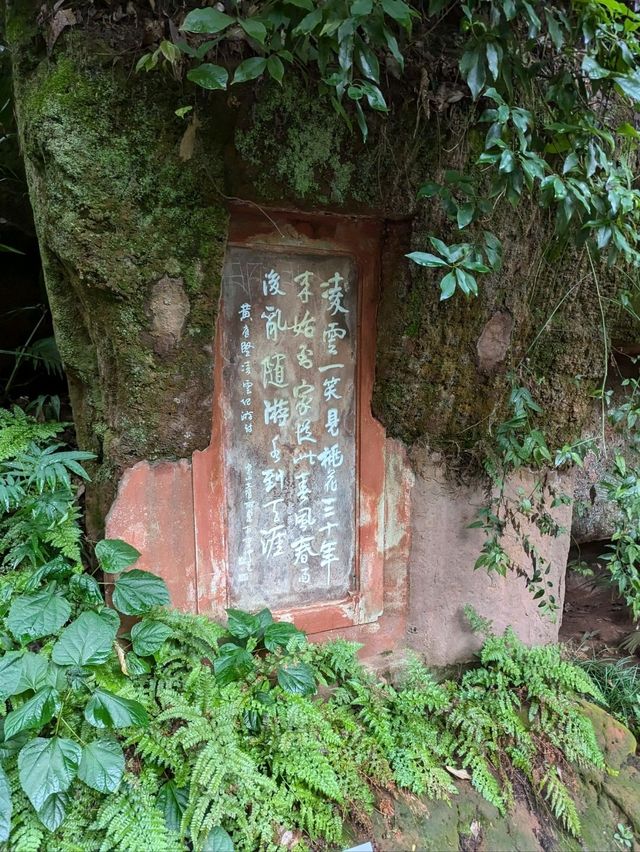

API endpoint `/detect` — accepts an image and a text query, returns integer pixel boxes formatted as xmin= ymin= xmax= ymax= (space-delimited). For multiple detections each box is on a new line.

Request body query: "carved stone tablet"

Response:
xmin=221 ymin=247 xmax=357 ymax=611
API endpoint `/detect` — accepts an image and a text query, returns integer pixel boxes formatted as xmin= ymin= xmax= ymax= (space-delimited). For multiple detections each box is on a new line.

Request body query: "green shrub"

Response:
xmin=0 ymin=411 xmax=608 ymax=849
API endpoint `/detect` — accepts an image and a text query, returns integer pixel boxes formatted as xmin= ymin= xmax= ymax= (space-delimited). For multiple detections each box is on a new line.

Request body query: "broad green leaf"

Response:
xmin=239 ymin=18 xmax=267 ymax=44
xmin=157 ymin=780 xmax=188 ymax=833
xmin=187 ymin=64 xmax=229 ymax=91
xmin=352 ymin=0 xmax=373 ymax=13
xmin=255 ymin=608 xmax=274 ymax=632
xmin=582 ymin=55 xmax=610 ymax=80
xmin=381 ymin=0 xmax=415 ymax=30
xmin=233 ymin=57 xmax=268 ymax=84
xmin=18 ymin=737 xmax=82 ymax=811
xmin=84 ymin=689 xmax=149 ymax=729
xmin=7 ymin=588 xmax=71 ymax=642
xmin=460 ymin=46 xmax=485 ymax=99
xmin=292 ymin=8 xmax=322 ymax=35
xmin=4 ymin=687 xmax=60 ymax=740
xmin=454 ymin=267 xmax=478 ymax=296
xmin=406 ymin=251 xmax=449 ymax=268
xmin=95 ymin=539 xmax=140 ymax=574
xmin=485 ymin=42 xmax=501 ymax=80
xmin=24 ymin=557 xmax=72 ymax=592
xmin=417 ymin=181 xmax=441 ymax=199
xmin=125 ymin=651 xmax=151 ymax=676
xmin=439 ymin=270 xmax=457 ymax=300
xmin=357 ymin=43 xmax=380 ymax=82
xmin=78 ymin=739 xmax=124 ymax=793
xmin=97 ymin=608 xmax=121 ymax=631
xmin=214 ymin=644 xmax=254 ymax=685
xmin=263 ymin=622 xmax=301 ymax=651
xmin=205 ymin=825 xmax=234 ymax=851
xmin=615 ymin=72 xmax=640 ymax=102
xmin=181 ymin=7 xmax=234 ymax=33
xmin=69 ymin=573 xmax=104 ymax=605
xmin=52 ymin=611 xmax=117 ymax=667
xmin=16 ymin=653 xmax=51 ymax=693
xmin=267 ymin=55 xmax=285 ymax=84
xmin=544 ymin=9 xmax=564 ymax=50
xmin=37 ymin=792 xmax=67 ymax=832
xmin=361 ymin=81 xmax=388 ymax=111
xmin=0 ymin=765 xmax=11 ymax=842
xmin=131 ymin=620 xmax=172 ymax=657
xmin=0 ymin=651 xmax=25 ymax=698
xmin=276 ymin=663 xmax=316 ymax=695
xmin=226 ymin=609 xmax=260 ymax=639
xmin=457 ymin=202 xmax=475 ymax=229
xmin=112 ymin=570 xmax=170 ymax=615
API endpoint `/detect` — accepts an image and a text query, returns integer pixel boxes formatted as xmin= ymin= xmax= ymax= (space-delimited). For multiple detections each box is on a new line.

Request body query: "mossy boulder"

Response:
xmin=345 ymin=704 xmax=639 ymax=851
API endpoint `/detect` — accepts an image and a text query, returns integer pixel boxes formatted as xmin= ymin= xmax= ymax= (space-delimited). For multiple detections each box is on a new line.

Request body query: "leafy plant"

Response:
xmin=576 ymin=656 xmax=640 ymax=737
xmin=0 ymin=411 xmax=610 ymax=847
xmin=137 ymin=0 xmax=416 ymax=140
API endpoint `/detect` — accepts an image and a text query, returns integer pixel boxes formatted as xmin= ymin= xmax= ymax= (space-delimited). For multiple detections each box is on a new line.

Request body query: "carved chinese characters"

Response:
xmin=221 ymin=248 xmax=357 ymax=610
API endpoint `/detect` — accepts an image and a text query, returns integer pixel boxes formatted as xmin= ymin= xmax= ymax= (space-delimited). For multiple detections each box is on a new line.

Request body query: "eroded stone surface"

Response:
xmin=476 ymin=310 xmax=513 ymax=374
xmin=149 ymin=275 xmax=190 ymax=355
xmin=407 ymin=453 xmax=573 ymax=665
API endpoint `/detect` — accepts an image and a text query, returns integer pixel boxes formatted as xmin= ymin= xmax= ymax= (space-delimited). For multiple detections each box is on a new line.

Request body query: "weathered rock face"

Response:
xmin=348 ymin=703 xmax=639 ymax=852
xmin=407 ymin=454 xmax=573 ymax=665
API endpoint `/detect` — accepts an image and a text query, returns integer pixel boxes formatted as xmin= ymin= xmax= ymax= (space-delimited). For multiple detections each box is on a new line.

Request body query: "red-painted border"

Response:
xmin=193 ymin=205 xmax=385 ymax=633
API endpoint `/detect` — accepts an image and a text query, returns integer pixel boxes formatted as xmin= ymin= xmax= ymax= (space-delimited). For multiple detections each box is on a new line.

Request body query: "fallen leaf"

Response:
xmin=446 ymin=766 xmax=472 ymax=780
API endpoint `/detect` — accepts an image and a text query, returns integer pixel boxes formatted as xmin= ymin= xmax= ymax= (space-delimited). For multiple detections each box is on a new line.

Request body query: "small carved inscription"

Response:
xmin=222 ymin=248 xmax=357 ymax=610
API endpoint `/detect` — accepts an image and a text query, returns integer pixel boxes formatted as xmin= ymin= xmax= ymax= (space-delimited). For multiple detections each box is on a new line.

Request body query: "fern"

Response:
xmin=92 ymin=771 xmax=180 ymax=852
xmin=0 ymin=408 xmax=63 ymax=463
xmin=539 ymin=767 xmax=581 ymax=837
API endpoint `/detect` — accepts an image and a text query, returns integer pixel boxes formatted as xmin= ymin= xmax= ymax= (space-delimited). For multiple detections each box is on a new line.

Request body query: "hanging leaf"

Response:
xmin=78 ymin=739 xmax=125 ymax=793
xmin=112 ymin=570 xmax=170 ymax=616
xmin=84 ymin=689 xmax=149 ymax=729
xmin=460 ymin=47 xmax=485 ymax=99
xmin=406 ymin=251 xmax=449 ymax=268
xmin=233 ymin=57 xmax=268 ymax=84
xmin=439 ymin=270 xmax=457 ymax=300
xmin=181 ymin=8 xmax=234 ymax=33
xmin=157 ymin=780 xmax=188 ymax=833
xmin=276 ymin=663 xmax=316 ymax=695
xmin=239 ymin=19 xmax=267 ymax=44
xmin=37 ymin=792 xmax=68 ymax=832
xmin=18 ymin=737 xmax=82 ymax=811
xmin=52 ymin=611 xmax=117 ymax=667
xmin=4 ymin=686 xmax=60 ymax=740
xmin=381 ymin=0 xmax=415 ymax=30
xmin=292 ymin=8 xmax=322 ymax=35
xmin=7 ymin=588 xmax=71 ymax=642
xmin=95 ymin=539 xmax=141 ymax=574
xmin=0 ymin=766 xmax=11 ymax=842
xmin=205 ymin=826 xmax=235 ymax=851
xmin=187 ymin=63 xmax=229 ymax=90
xmin=131 ymin=620 xmax=172 ymax=657
xmin=266 ymin=55 xmax=285 ymax=84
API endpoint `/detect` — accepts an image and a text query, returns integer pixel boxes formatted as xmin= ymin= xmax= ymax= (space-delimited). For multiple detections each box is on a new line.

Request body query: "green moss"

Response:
xmin=9 ymin=28 xmax=229 ymax=524
xmin=235 ymin=76 xmax=378 ymax=206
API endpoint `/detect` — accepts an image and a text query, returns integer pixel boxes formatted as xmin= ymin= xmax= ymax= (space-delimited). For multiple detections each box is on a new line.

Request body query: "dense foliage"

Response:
xmin=0 ymin=410 xmax=614 ymax=849
xmin=139 ymin=0 xmax=640 ymax=297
